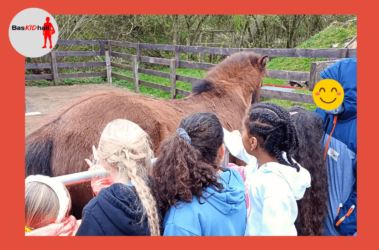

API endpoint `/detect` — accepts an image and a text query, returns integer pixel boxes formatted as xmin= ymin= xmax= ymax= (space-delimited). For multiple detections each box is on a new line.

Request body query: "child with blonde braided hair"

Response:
xmin=76 ymin=119 xmax=161 ymax=236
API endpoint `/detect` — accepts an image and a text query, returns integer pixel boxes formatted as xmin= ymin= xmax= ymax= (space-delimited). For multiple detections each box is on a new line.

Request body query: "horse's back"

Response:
xmin=25 ymin=90 xmax=183 ymax=217
xmin=32 ymin=90 xmax=179 ymax=172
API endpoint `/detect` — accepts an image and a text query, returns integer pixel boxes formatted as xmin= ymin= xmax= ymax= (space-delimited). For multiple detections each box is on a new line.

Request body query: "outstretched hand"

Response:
xmin=85 ymin=145 xmax=114 ymax=195
xmin=85 ymin=146 xmax=104 ymax=171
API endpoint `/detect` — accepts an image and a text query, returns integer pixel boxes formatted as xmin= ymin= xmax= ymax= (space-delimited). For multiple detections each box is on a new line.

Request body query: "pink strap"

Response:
xmin=228 ymin=163 xmax=246 ymax=182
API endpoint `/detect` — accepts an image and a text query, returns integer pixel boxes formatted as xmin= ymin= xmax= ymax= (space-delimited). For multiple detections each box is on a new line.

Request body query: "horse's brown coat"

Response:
xmin=25 ymin=52 xmax=267 ymax=217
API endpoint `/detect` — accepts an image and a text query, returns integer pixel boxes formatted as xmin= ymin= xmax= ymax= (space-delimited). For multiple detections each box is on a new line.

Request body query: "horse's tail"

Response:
xmin=25 ymin=125 xmax=55 ymax=177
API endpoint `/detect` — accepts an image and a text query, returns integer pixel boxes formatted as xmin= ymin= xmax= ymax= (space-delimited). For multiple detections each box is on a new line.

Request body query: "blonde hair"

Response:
xmin=97 ymin=119 xmax=160 ymax=236
xmin=25 ymin=182 xmax=71 ymax=229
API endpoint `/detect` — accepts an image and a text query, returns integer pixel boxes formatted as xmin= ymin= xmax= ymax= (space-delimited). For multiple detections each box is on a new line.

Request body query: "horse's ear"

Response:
xmin=258 ymin=55 xmax=269 ymax=71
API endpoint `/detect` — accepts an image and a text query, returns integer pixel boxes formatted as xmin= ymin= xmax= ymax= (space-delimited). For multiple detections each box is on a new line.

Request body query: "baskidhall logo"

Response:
xmin=9 ymin=8 xmax=59 ymax=58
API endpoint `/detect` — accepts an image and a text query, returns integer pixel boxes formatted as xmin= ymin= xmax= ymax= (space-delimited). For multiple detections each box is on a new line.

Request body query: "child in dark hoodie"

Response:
xmin=76 ymin=119 xmax=161 ymax=236
xmin=153 ymin=113 xmax=246 ymax=236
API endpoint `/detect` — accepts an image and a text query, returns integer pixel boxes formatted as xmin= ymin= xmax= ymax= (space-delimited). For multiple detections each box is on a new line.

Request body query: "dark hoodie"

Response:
xmin=76 ymin=183 xmax=155 ymax=236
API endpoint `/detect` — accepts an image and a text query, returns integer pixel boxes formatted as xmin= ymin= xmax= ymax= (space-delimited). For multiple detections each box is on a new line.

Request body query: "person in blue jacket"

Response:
xmin=314 ymin=58 xmax=357 ymax=236
xmin=152 ymin=113 xmax=246 ymax=236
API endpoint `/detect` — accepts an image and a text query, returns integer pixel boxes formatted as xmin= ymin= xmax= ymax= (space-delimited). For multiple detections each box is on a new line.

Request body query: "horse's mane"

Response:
xmin=192 ymin=52 xmax=264 ymax=96
xmin=192 ymin=79 xmax=213 ymax=94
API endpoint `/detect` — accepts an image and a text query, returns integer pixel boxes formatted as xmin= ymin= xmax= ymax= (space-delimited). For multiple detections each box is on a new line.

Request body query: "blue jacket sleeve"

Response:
xmin=164 ymin=224 xmax=198 ymax=236
xmin=334 ymin=159 xmax=357 ymax=236
xmin=76 ymin=210 xmax=105 ymax=236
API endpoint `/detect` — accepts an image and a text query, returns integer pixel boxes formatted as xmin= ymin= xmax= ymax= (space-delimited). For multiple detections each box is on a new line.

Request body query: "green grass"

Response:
xmin=25 ymin=70 xmax=107 ymax=87
xmin=111 ymin=23 xmax=357 ymax=111
xmin=261 ymin=97 xmax=318 ymax=110
xmin=261 ymin=23 xmax=357 ymax=111
xmin=112 ymin=67 xmax=206 ymax=99
xmin=266 ymin=24 xmax=357 ymax=74
xmin=26 ymin=23 xmax=356 ymax=112
xmin=293 ymin=89 xmax=313 ymax=94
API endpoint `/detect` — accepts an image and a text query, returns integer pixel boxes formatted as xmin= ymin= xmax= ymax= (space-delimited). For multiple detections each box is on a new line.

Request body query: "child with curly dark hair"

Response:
xmin=224 ymin=103 xmax=311 ymax=235
xmin=289 ymin=107 xmax=329 ymax=236
xmin=152 ymin=113 xmax=246 ymax=236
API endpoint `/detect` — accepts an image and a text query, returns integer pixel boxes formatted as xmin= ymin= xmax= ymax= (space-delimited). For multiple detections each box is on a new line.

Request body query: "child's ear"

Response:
xmin=251 ymin=137 xmax=258 ymax=150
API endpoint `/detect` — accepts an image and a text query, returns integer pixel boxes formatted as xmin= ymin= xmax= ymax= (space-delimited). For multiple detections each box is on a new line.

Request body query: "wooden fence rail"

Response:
xmin=25 ymin=40 xmax=357 ymax=104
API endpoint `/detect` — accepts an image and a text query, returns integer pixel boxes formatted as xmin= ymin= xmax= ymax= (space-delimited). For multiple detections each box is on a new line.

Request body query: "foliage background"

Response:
xmin=25 ymin=15 xmax=357 ymax=111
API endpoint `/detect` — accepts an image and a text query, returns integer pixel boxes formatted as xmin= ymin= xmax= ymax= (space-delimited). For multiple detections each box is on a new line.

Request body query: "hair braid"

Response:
xmin=123 ymin=152 xmax=160 ymax=236
xmin=97 ymin=119 xmax=161 ymax=236
xmin=245 ymin=103 xmax=300 ymax=171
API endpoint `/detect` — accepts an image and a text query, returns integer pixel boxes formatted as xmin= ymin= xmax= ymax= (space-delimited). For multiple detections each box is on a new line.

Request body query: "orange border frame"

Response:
xmin=1 ymin=1 xmax=373 ymax=249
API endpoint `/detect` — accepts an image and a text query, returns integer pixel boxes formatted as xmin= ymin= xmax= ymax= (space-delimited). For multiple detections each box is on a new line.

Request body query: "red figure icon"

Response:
xmin=42 ymin=17 xmax=55 ymax=49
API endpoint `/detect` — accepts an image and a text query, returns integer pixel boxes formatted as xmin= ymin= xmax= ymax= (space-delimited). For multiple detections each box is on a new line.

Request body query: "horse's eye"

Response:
xmin=319 ymin=87 xmax=326 ymax=92
xmin=331 ymin=87 xmax=337 ymax=92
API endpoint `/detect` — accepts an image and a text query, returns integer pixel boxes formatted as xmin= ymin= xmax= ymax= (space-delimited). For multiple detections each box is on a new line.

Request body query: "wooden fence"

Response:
xmin=25 ymin=40 xmax=357 ymax=104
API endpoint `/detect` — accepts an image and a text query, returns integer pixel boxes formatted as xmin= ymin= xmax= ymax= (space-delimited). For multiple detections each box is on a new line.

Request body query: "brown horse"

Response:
xmin=25 ymin=52 xmax=267 ymax=217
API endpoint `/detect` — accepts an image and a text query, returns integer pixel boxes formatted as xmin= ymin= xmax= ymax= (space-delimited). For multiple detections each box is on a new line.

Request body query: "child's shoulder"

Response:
xmin=248 ymin=170 xmax=290 ymax=194
xmin=83 ymin=184 xmax=115 ymax=213
xmin=164 ymin=201 xmax=198 ymax=227
xmin=83 ymin=195 xmax=101 ymax=214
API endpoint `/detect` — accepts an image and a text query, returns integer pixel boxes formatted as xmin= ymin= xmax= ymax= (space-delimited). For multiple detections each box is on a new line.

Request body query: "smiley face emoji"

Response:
xmin=313 ymin=79 xmax=344 ymax=110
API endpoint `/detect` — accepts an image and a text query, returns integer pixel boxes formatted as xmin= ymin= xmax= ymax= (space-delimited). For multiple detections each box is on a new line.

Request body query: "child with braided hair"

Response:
xmin=76 ymin=119 xmax=161 ymax=236
xmin=223 ymin=103 xmax=311 ymax=236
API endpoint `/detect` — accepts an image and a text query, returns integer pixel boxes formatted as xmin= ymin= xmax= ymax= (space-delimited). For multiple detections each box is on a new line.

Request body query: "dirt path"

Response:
xmin=25 ymin=84 xmax=131 ymax=136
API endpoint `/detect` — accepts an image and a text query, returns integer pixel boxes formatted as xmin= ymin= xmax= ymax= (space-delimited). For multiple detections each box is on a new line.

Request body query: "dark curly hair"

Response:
xmin=289 ymin=107 xmax=329 ymax=236
xmin=152 ymin=113 xmax=224 ymax=214
xmin=244 ymin=103 xmax=300 ymax=171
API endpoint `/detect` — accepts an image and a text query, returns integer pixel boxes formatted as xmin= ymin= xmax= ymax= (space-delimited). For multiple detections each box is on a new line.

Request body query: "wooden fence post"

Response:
xmin=170 ymin=59 xmax=177 ymax=99
xmin=105 ymin=51 xmax=112 ymax=84
xmin=309 ymin=60 xmax=340 ymax=91
xmin=210 ymin=32 xmax=214 ymax=63
xmin=99 ymin=41 xmax=105 ymax=56
xmin=107 ymin=40 xmax=112 ymax=55
xmin=136 ymin=43 xmax=140 ymax=61
xmin=174 ymin=45 xmax=180 ymax=68
xmin=50 ymin=52 xmax=59 ymax=86
xmin=132 ymin=55 xmax=139 ymax=93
